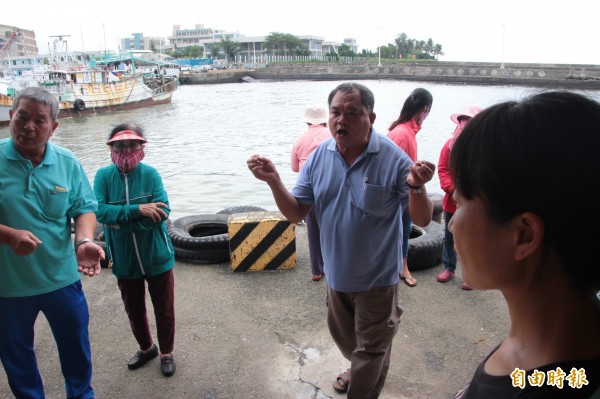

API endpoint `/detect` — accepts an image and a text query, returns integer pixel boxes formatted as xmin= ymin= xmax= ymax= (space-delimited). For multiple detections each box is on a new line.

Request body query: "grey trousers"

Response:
xmin=326 ymin=283 xmax=403 ymax=399
xmin=305 ymin=206 xmax=324 ymax=276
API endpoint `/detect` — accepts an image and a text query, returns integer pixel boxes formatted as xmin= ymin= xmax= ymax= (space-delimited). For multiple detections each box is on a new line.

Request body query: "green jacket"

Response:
xmin=94 ymin=163 xmax=174 ymax=279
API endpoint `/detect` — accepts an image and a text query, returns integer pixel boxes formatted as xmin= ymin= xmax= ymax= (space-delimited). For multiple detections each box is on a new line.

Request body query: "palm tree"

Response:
xmin=220 ymin=37 xmax=240 ymax=63
xmin=210 ymin=44 xmax=220 ymax=60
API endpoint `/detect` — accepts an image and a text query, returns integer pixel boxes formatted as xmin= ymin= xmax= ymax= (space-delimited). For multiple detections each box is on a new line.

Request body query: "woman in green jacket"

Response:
xmin=94 ymin=122 xmax=176 ymax=377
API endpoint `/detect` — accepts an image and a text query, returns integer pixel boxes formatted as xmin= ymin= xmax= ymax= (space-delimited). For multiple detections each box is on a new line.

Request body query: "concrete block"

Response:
xmin=228 ymin=211 xmax=297 ymax=272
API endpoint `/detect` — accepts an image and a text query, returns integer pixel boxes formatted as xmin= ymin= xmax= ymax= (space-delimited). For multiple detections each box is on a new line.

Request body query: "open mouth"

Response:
xmin=336 ymin=129 xmax=349 ymax=136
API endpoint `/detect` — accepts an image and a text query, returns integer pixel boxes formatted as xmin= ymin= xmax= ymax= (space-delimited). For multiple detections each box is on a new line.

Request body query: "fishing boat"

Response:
xmin=0 ymin=35 xmax=178 ymax=127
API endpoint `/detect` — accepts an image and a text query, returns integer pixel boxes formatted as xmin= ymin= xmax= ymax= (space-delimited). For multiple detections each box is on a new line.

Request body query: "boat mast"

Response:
xmin=48 ymin=35 xmax=71 ymax=67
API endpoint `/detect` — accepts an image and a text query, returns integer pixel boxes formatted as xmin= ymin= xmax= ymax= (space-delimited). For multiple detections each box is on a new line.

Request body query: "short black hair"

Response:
xmin=450 ymin=91 xmax=600 ymax=292
xmin=328 ymin=82 xmax=375 ymax=113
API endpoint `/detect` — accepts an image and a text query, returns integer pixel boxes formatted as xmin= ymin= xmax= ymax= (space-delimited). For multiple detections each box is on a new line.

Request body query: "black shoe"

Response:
xmin=161 ymin=355 xmax=176 ymax=377
xmin=127 ymin=344 xmax=158 ymax=370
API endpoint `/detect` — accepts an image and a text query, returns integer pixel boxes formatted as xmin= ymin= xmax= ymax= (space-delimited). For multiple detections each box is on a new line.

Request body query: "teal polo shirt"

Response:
xmin=292 ymin=131 xmax=413 ymax=292
xmin=0 ymin=138 xmax=98 ymax=297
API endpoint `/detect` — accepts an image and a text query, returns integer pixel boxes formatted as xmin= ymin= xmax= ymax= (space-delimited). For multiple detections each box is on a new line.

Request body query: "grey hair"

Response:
xmin=12 ymin=87 xmax=59 ymax=122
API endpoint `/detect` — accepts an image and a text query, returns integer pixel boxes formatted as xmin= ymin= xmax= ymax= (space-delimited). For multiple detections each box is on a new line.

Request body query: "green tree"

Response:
xmin=379 ymin=43 xmax=395 ymax=59
xmin=433 ymin=44 xmax=444 ymax=60
xmin=220 ymin=37 xmax=240 ymax=62
xmin=425 ymin=38 xmax=434 ymax=55
xmin=338 ymin=43 xmax=355 ymax=57
xmin=393 ymin=33 xmax=443 ymax=60
xmin=394 ymin=33 xmax=415 ymax=59
xmin=264 ymin=32 xmax=309 ymax=56
xmin=187 ymin=45 xmax=203 ymax=58
xmin=210 ymin=44 xmax=220 ymax=59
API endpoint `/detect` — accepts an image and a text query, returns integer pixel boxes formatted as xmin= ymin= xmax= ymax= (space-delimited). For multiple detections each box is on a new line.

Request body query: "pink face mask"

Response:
xmin=416 ymin=108 xmax=430 ymax=126
xmin=111 ymin=148 xmax=145 ymax=173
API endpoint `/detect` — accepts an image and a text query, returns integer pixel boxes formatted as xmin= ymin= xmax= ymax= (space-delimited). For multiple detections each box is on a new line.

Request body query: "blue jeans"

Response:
xmin=0 ymin=281 xmax=94 ymax=399
xmin=442 ymin=211 xmax=457 ymax=272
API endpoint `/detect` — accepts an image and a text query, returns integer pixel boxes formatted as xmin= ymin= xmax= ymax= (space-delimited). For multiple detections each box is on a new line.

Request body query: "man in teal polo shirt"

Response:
xmin=248 ymin=82 xmax=435 ymax=398
xmin=0 ymin=87 xmax=105 ymax=399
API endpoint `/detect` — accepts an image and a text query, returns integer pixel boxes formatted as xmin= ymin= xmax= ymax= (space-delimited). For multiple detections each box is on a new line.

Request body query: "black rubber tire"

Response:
xmin=168 ymin=214 xmax=229 ymax=250
xmin=172 ymin=244 xmax=230 ymax=265
xmin=217 ymin=205 xmax=267 ymax=215
xmin=407 ymin=221 xmax=444 ymax=271
xmin=73 ymin=99 xmax=85 ymax=111
xmin=429 ymin=193 xmax=444 ymax=224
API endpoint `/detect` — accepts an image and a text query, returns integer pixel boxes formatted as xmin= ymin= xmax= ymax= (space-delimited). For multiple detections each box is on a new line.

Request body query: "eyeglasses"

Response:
xmin=111 ymin=141 xmax=143 ymax=152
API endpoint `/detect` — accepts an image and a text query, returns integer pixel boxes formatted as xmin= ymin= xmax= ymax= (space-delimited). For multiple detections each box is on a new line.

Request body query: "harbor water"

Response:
xmin=2 ymin=80 xmax=598 ymax=221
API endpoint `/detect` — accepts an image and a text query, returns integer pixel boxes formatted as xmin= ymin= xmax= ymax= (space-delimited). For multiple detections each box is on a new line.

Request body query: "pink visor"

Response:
xmin=106 ymin=130 xmax=147 ymax=145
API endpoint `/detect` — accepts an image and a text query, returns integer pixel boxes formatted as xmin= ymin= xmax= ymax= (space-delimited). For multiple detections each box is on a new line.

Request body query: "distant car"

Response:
xmin=180 ymin=66 xmax=192 ymax=71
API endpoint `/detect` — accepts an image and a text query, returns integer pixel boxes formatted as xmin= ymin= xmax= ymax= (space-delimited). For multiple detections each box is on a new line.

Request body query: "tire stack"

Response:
xmin=407 ymin=221 xmax=444 ymax=271
xmin=429 ymin=192 xmax=444 ymax=224
xmin=169 ymin=206 xmax=267 ymax=265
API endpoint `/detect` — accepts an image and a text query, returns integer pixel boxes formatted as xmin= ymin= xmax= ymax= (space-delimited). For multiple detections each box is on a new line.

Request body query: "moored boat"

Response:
xmin=0 ymin=36 xmax=178 ymax=127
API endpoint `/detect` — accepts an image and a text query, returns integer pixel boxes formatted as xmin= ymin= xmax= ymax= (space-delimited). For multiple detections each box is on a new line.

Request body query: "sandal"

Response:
xmin=332 ymin=368 xmax=350 ymax=393
xmin=401 ymin=275 xmax=417 ymax=287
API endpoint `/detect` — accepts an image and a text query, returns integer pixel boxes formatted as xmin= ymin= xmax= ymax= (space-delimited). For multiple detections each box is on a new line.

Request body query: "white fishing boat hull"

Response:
xmin=0 ymin=73 xmax=178 ymax=126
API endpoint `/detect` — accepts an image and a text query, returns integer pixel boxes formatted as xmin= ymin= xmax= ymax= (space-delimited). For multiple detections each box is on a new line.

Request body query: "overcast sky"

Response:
xmin=4 ymin=0 xmax=599 ymax=65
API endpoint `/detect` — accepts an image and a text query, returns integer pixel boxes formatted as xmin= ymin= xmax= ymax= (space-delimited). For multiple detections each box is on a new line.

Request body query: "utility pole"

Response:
xmin=377 ymin=26 xmax=382 ymax=67
xmin=500 ymin=24 xmax=505 ymax=69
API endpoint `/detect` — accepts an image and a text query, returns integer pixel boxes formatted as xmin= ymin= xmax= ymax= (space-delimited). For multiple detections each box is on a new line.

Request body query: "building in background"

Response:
xmin=120 ymin=33 xmax=168 ymax=54
xmin=2 ymin=21 xmax=357 ymax=70
xmin=322 ymin=38 xmax=359 ymax=56
xmin=167 ymin=24 xmax=241 ymax=52
xmin=0 ymin=24 xmax=39 ymax=56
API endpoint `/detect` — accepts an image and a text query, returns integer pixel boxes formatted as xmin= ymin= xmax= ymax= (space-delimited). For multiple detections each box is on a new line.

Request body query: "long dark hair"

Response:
xmin=389 ymin=88 xmax=433 ymax=130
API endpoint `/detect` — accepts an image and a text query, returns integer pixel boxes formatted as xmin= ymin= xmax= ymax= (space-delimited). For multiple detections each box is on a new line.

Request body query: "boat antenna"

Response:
xmin=103 ymin=22 xmax=107 ymax=58
xmin=80 ymin=24 xmax=85 ymax=52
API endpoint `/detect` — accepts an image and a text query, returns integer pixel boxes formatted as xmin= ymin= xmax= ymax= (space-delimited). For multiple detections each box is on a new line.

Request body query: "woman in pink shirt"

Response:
xmin=387 ymin=88 xmax=433 ymax=287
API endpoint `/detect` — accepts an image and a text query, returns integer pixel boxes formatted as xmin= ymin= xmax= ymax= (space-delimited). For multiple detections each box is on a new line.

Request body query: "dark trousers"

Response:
xmin=0 ymin=281 xmax=94 ymax=399
xmin=117 ymin=269 xmax=175 ymax=354
xmin=326 ymin=283 xmax=403 ymax=399
xmin=305 ymin=206 xmax=324 ymax=276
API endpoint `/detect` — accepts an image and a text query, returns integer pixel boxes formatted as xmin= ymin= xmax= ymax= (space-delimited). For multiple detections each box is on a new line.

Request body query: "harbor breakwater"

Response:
xmin=179 ymin=61 xmax=600 ymax=90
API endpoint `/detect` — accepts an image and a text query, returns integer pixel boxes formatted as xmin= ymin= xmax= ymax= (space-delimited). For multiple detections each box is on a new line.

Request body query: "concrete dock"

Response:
xmin=0 ymin=225 xmax=510 ymax=399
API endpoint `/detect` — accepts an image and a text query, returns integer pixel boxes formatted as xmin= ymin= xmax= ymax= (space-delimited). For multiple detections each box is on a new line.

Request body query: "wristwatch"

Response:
xmin=76 ymin=237 xmax=92 ymax=251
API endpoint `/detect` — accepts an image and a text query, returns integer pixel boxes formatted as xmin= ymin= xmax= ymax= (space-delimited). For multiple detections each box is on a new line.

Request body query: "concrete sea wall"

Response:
xmin=179 ymin=61 xmax=600 ymax=90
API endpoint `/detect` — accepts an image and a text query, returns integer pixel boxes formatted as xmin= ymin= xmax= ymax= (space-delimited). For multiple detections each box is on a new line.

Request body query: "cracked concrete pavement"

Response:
xmin=0 ymin=224 xmax=510 ymax=399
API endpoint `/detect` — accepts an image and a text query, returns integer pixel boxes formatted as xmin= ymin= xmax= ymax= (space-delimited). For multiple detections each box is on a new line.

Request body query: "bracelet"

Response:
xmin=75 ymin=237 xmax=92 ymax=251
xmin=407 ymin=182 xmax=422 ymax=189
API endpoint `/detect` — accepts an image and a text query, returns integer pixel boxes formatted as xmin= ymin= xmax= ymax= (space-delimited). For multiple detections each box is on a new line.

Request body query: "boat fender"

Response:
xmin=73 ymin=99 xmax=85 ymax=111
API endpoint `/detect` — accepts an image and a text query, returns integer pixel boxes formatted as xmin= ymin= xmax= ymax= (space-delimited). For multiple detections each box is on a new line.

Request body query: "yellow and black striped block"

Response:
xmin=228 ymin=211 xmax=297 ymax=272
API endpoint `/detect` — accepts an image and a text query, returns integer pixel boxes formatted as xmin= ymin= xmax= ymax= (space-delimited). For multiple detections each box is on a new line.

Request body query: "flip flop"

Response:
xmin=401 ymin=276 xmax=417 ymax=287
xmin=332 ymin=368 xmax=351 ymax=393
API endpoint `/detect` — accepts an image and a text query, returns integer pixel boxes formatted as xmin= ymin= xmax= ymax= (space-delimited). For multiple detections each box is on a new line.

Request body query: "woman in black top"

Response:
xmin=449 ymin=91 xmax=600 ymax=399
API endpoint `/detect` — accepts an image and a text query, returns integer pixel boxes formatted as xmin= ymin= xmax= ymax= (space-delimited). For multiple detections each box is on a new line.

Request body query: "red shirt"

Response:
xmin=438 ymin=138 xmax=456 ymax=213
